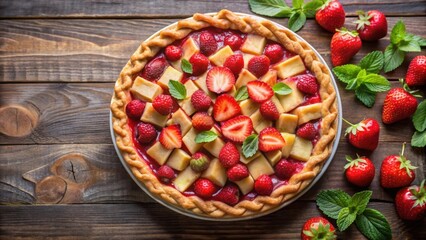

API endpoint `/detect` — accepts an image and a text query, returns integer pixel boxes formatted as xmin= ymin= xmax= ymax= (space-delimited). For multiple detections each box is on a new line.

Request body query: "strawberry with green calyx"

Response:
xmin=344 ymin=155 xmax=375 ymax=187
xmin=301 ymin=216 xmax=336 ymax=240
xmin=354 ymin=10 xmax=387 ymax=41
xmin=330 ymin=28 xmax=362 ymax=66
xmin=343 ymin=118 xmax=380 ymax=151
xmin=395 ymin=180 xmax=426 ymax=221
xmin=406 ymin=55 xmax=426 ymax=87
xmin=380 ymin=142 xmax=417 ymax=188
xmin=315 ymin=0 xmax=345 ymax=33
xmin=382 ymin=80 xmax=421 ymax=124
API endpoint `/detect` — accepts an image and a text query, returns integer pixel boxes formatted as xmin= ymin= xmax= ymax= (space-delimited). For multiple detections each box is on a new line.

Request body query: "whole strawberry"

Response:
xmin=380 ymin=143 xmax=417 ymax=188
xmin=355 ymin=10 xmax=388 ymax=41
xmin=344 ymin=118 xmax=380 ymax=151
xmin=330 ymin=28 xmax=362 ymax=66
xmin=315 ymin=0 xmax=345 ymax=33
xmin=395 ymin=180 xmax=426 ymax=221
xmin=406 ymin=55 xmax=426 ymax=87
xmin=382 ymin=83 xmax=419 ymax=124
xmin=344 ymin=155 xmax=375 ymax=187
xmin=301 ymin=216 xmax=336 ymax=240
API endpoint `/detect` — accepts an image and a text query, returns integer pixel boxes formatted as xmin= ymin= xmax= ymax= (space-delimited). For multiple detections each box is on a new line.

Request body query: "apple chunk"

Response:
xmin=235 ymin=69 xmax=257 ymax=89
xmin=202 ymin=158 xmax=227 ymax=187
xmin=140 ymin=103 xmax=169 ymax=127
xmin=277 ymin=80 xmax=304 ymax=113
xmin=247 ymin=154 xmax=274 ymax=179
xmin=173 ymin=167 xmax=201 ymax=192
xmin=276 ymin=113 xmax=299 ymax=133
xmin=208 ymin=45 xmax=234 ymax=66
xmin=167 ymin=149 xmax=191 ymax=171
xmin=241 ymin=34 xmax=266 ymax=55
xmin=289 ymin=137 xmax=313 ymax=161
xmin=157 ymin=66 xmax=183 ymax=90
xmin=281 ymin=133 xmax=296 ymax=158
xmin=234 ymin=176 xmax=254 ymax=195
xmin=275 ymin=55 xmax=306 ymax=79
xmin=146 ymin=141 xmax=173 ymax=165
xmin=169 ymin=108 xmax=192 ymax=135
xmin=130 ymin=76 xmax=163 ymax=102
xmin=294 ymin=103 xmax=322 ymax=125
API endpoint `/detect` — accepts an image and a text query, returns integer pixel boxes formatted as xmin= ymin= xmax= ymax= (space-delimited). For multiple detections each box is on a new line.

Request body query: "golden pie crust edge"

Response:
xmin=110 ymin=9 xmax=338 ymax=218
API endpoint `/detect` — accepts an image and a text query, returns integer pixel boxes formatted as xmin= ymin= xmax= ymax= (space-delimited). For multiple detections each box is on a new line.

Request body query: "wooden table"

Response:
xmin=1 ymin=0 xmax=425 ymax=239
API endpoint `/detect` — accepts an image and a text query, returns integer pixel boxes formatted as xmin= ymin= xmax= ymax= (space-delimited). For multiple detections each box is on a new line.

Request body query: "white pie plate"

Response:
xmin=110 ymin=12 xmax=342 ymax=221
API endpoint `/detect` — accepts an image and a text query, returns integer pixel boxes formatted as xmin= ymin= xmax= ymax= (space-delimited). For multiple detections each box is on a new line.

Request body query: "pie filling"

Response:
xmin=126 ymin=27 xmax=323 ymax=204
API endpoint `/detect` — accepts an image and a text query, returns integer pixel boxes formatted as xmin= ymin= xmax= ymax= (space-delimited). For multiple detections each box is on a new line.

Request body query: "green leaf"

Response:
xmin=411 ymin=35 xmax=426 ymax=46
xmin=242 ymin=134 xmax=259 ymax=158
xmin=249 ymin=0 xmax=292 ymax=17
xmin=356 ymin=208 xmax=392 ymax=240
xmin=181 ymin=59 xmax=193 ymax=74
xmin=288 ymin=11 xmax=306 ymax=32
xmin=168 ymin=80 xmax=187 ymax=100
xmin=292 ymin=0 xmax=304 ymax=9
xmin=332 ymin=64 xmax=361 ymax=83
xmin=349 ymin=190 xmax=372 ymax=215
xmin=195 ymin=131 xmax=218 ymax=143
xmin=361 ymin=74 xmax=390 ymax=92
xmin=390 ymin=20 xmax=406 ymax=45
xmin=398 ymin=39 xmax=421 ymax=52
xmin=359 ymin=51 xmax=384 ymax=74
xmin=303 ymin=0 xmax=323 ymax=18
xmin=316 ymin=189 xmax=351 ymax=219
xmin=413 ymin=100 xmax=426 ymax=132
xmin=235 ymin=86 xmax=249 ymax=101
xmin=337 ymin=207 xmax=357 ymax=231
xmin=346 ymin=79 xmax=358 ymax=90
xmin=355 ymin=87 xmax=376 ymax=108
xmin=384 ymin=45 xmax=405 ymax=73
xmin=412 ymin=130 xmax=426 ymax=147
xmin=273 ymin=82 xmax=293 ymax=95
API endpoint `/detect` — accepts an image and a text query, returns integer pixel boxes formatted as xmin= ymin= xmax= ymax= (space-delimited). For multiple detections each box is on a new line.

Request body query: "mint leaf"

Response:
xmin=303 ymin=0 xmax=323 ymax=18
xmin=273 ymin=82 xmax=293 ymax=95
xmin=399 ymin=39 xmax=421 ymax=52
xmin=361 ymin=74 xmax=390 ymax=92
xmin=288 ymin=11 xmax=306 ymax=32
xmin=235 ymin=86 xmax=249 ymax=101
xmin=384 ymin=45 xmax=405 ymax=73
xmin=337 ymin=207 xmax=357 ymax=231
xmin=195 ymin=130 xmax=218 ymax=143
xmin=316 ymin=189 xmax=351 ymax=219
xmin=181 ymin=59 xmax=193 ymax=74
xmin=390 ymin=20 xmax=405 ymax=45
xmin=168 ymin=80 xmax=187 ymax=100
xmin=411 ymin=34 xmax=426 ymax=46
xmin=292 ymin=0 xmax=303 ymax=8
xmin=355 ymin=88 xmax=376 ymax=108
xmin=413 ymin=100 xmax=426 ymax=132
xmin=242 ymin=134 xmax=259 ymax=158
xmin=412 ymin=131 xmax=426 ymax=147
xmin=350 ymin=190 xmax=372 ymax=215
xmin=249 ymin=0 xmax=292 ymax=17
xmin=356 ymin=208 xmax=392 ymax=240
xmin=333 ymin=64 xmax=361 ymax=83
xmin=359 ymin=51 xmax=384 ymax=74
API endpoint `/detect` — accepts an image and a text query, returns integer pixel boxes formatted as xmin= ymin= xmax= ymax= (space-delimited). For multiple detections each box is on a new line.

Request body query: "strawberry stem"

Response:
xmin=342 ymin=118 xmax=354 ymax=126
xmin=400 ymin=142 xmax=406 ymax=156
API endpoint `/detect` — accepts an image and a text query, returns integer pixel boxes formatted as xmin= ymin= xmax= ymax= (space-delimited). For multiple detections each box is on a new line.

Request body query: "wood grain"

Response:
xmin=0 ymin=0 xmax=425 ymax=18
xmin=1 ymin=142 xmax=423 ymax=204
xmin=1 ymin=202 xmax=425 ymax=239
xmin=1 ymin=17 xmax=425 ymax=83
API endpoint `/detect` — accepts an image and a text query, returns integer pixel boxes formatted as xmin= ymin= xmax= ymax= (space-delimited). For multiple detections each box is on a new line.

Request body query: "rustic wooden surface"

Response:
xmin=0 ymin=0 xmax=425 ymax=239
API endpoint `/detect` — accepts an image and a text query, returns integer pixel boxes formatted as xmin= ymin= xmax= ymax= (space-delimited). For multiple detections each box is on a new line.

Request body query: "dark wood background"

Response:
xmin=0 ymin=0 xmax=425 ymax=239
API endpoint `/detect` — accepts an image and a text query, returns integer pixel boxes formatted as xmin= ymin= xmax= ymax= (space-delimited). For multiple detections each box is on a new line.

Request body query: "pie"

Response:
xmin=111 ymin=10 xmax=338 ymax=218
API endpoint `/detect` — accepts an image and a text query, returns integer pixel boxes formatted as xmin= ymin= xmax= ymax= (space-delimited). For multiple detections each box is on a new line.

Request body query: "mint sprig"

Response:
xmin=411 ymin=100 xmax=426 ymax=147
xmin=384 ymin=20 xmax=426 ymax=72
xmin=242 ymin=134 xmax=259 ymax=158
xmin=273 ymin=82 xmax=293 ymax=95
xmin=316 ymin=189 xmax=392 ymax=240
xmin=332 ymin=51 xmax=390 ymax=108
xmin=168 ymin=80 xmax=187 ymax=100
xmin=249 ymin=0 xmax=324 ymax=32
xmin=235 ymin=86 xmax=249 ymax=101
xmin=181 ymin=59 xmax=193 ymax=74
xmin=195 ymin=130 xmax=218 ymax=143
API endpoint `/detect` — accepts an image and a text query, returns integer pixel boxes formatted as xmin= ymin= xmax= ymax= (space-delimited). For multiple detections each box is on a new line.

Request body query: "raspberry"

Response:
xmin=259 ymin=100 xmax=279 ymax=121
xmin=165 ymin=45 xmax=183 ymax=61
xmin=193 ymin=178 xmax=216 ymax=199
xmin=226 ymin=163 xmax=249 ymax=182
xmin=189 ymin=53 xmax=209 ymax=76
xmin=152 ymin=94 xmax=174 ymax=115
xmin=296 ymin=74 xmax=319 ymax=95
xmin=264 ymin=44 xmax=284 ymax=64
xmin=199 ymin=31 xmax=217 ymax=56
xmin=296 ymin=122 xmax=317 ymax=140
xmin=192 ymin=112 xmax=214 ymax=131
xmin=248 ymin=55 xmax=270 ymax=78
xmin=157 ymin=165 xmax=175 ymax=183
xmin=254 ymin=174 xmax=273 ymax=196
xmin=224 ymin=33 xmax=243 ymax=51
xmin=275 ymin=158 xmax=299 ymax=180
xmin=126 ymin=99 xmax=146 ymax=119
xmin=191 ymin=90 xmax=212 ymax=111
xmin=136 ymin=123 xmax=157 ymax=144
xmin=218 ymin=142 xmax=240 ymax=168
xmin=224 ymin=54 xmax=244 ymax=76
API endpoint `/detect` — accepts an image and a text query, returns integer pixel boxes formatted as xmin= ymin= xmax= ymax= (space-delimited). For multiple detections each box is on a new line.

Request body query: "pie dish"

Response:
xmin=111 ymin=9 xmax=339 ymax=219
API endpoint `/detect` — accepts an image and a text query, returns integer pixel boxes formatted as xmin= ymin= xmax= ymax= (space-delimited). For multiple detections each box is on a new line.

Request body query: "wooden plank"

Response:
xmin=1 ymin=142 xmax=423 ymax=204
xmin=0 ymin=0 xmax=424 ymax=18
xmin=1 ymin=17 xmax=425 ymax=83
xmin=0 ymin=81 xmax=419 ymax=145
xmin=1 ymin=202 xmax=425 ymax=239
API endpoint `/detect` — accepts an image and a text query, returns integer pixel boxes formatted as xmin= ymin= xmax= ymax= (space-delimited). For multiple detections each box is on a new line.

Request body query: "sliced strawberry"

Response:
xmin=206 ymin=67 xmax=235 ymax=94
xmin=213 ymin=94 xmax=241 ymax=122
xmin=159 ymin=125 xmax=182 ymax=149
xmin=258 ymin=127 xmax=285 ymax=152
xmin=246 ymin=81 xmax=274 ymax=103
xmin=221 ymin=115 xmax=253 ymax=143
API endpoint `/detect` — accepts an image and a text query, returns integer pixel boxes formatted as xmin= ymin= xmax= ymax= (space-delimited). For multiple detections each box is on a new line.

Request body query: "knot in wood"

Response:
xmin=35 ymin=176 xmax=67 ymax=204
xmin=0 ymin=105 xmax=39 ymax=137
xmin=51 ymin=154 xmax=92 ymax=185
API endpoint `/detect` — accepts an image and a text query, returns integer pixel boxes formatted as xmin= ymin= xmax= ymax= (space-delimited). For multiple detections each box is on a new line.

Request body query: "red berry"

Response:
xmin=296 ymin=74 xmax=319 ymax=95
xmin=193 ymin=178 xmax=216 ymax=199
xmin=301 ymin=217 xmax=336 ymax=240
xmin=214 ymin=184 xmax=240 ymax=205
xmin=126 ymin=99 xmax=146 ymax=119
xmin=191 ymin=89 xmax=212 ymax=111
xmin=254 ymin=174 xmax=273 ymax=196
xmin=380 ymin=143 xmax=417 ymax=188
xmin=246 ymin=80 xmax=274 ymax=103
xmin=224 ymin=33 xmax=243 ymax=51
xmin=218 ymin=142 xmax=240 ymax=168
xmin=264 ymin=44 xmax=284 ymax=64
xmin=227 ymin=163 xmax=249 ymax=182
xmin=159 ymin=125 xmax=182 ymax=149
xmin=382 ymin=87 xmax=418 ymax=124
xmin=315 ymin=0 xmax=345 ymax=33
xmin=296 ymin=122 xmax=318 ymax=140
xmin=355 ymin=10 xmax=388 ymax=41
xmin=136 ymin=123 xmax=157 ymax=144
xmin=344 ymin=155 xmax=375 ymax=187
xmin=221 ymin=115 xmax=253 ymax=143
xmin=199 ymin=31 xmax=217 ymax=56
xmin=224 ymin=54 xmax=244 ymax=76
xmin=152 ymin=94 xmax=174 ymax=115
xmin=164 ymin=45 xmax=183 ymax=61
xmin=141 ymin=57 xmax=167 ymax=80
xmin=330 ymin=28 xmax=362 ymax=66
xmin=345 ymin=118 xmax=380 ymax=151
xmin=206 ymin=67 xmax=236 ymax=94
xmin=189 ymin=53 xmax=209 ymax=76
xmin=248 ymin=55 xmax=270 ymax=78
xmin=157 ymin=165 xmax=175 ymax=183
xmin=260 ymin=100 xmax=280 ymax=121
xmin=258 ymin=127 xmax=285 ymax=152
xmin=395 ymin=181 xmax=426 ymax=221
xmin=275 ymin=158 xmax=303 ymax=180
xmin=213 ymin=94 xmax=241 ymax=122
xmin=192 ymin=112 xmax=214 ymax=131
xmin=405 ymin=55 xmax=426 ymax=87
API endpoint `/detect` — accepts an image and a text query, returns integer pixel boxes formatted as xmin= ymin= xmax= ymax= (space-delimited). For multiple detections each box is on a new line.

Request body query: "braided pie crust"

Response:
xmin=111 ymin=10 xmax=338 ymax=218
